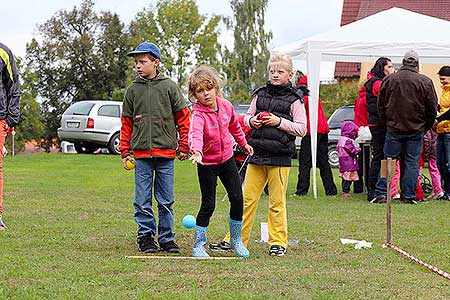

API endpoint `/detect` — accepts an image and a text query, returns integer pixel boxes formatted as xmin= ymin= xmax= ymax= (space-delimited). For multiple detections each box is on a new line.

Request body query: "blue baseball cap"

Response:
xmin=127 ymin=42 xmax=161 ymax=59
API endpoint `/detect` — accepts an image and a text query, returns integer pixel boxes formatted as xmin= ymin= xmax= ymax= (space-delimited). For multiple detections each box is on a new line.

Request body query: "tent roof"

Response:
xmin=273 ymin=7 xmax=450 ymax=63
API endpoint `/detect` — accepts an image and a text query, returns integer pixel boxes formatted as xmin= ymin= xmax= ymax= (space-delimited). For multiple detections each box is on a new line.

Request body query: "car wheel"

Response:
xmin=74 ymin=143 xmax=98 ymax=154
xmin=328 ymin=143 xmax=339 ymax=168
xmin=108 ymin=132 xmax=121 ymax=155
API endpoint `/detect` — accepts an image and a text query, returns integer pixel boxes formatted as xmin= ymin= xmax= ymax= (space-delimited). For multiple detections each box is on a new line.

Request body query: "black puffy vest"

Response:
xmin=249 ymin=82 xmax=303 ymax=166
xmin=365 ymin=76 xmax=381 ymax=125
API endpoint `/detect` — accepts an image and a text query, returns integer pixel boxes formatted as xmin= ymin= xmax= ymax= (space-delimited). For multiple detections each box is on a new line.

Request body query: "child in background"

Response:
xmin=337 ymin=121 xmax=361 ymax=198
xmin=188 ymin=65 xmax=253 ymax=258
xmin=390 ymin=154 xmax=429 ymax=202
xmin=119 ymin=41 xmax=191 ymax=254
xmin=423 ymin=128 xmax=445 ymax=199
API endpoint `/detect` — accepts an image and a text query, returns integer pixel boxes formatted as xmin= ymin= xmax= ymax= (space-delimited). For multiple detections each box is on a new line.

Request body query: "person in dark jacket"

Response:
xmin=375 ymin=50 xmax=438 ymax=204
xmin=337 ymin=121 xmax=361 ymax=198
xmin=362 ymin=57 xmax=394 ymax=202
xmin=0 ymin=43 xmax=20 ymax=231
xmin=294 ymin=75 xmax=337 ymax=196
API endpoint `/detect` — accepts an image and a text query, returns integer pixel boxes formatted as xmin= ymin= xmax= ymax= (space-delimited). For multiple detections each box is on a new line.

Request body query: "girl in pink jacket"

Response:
xmin=188 ymin=66 xmax=253 ymax=258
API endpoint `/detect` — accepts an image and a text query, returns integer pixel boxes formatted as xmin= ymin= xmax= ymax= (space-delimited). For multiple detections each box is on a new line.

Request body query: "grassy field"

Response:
xmin=0 ymin=153 xmax=449 ymax=299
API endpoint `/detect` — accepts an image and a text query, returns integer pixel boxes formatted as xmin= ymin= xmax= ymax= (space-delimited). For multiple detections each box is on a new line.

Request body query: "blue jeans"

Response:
xmin=375 ymin=132 xmax=423 ymax=199
xmin=436 ymin=133 xmax=450 ymax=194
xmin=134 ymin=157 xmax=175 ymax=243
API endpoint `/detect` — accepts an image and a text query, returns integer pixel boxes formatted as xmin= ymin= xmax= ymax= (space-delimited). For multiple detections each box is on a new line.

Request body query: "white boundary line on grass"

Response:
xmin=126 ymin=255 xmax=239 ymax=260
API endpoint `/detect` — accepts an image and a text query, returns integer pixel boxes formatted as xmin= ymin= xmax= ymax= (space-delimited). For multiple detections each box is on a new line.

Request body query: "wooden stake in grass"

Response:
xmin=380 ymin=158 xmax=397 ymax=245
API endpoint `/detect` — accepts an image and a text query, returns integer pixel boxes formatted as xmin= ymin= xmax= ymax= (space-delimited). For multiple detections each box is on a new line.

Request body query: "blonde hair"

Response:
xmin=267 ymin=54 xmax=293 ymax=73
xmin=187 ymin=65 xmax=223 ymax=102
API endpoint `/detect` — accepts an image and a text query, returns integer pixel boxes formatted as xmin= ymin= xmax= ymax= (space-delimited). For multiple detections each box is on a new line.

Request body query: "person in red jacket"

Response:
xmin=294 ymin=75 xmax=337 ymax=196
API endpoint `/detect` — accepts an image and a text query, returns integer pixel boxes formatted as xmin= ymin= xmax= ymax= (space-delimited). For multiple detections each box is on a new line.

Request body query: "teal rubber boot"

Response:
xmin=229 ymin=217 xmax=249 ymax=258
xmin=192 ymin=225 xmax=209 ymax=257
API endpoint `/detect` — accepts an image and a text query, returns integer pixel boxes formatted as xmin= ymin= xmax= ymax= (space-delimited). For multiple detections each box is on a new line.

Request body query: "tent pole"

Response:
xmin=306 ymin=50 xmax=321 ymax=199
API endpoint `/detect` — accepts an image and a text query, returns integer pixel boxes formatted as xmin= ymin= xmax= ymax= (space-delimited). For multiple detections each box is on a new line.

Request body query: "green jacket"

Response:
xmin=122 ymin=73 xmax=187 ymax=150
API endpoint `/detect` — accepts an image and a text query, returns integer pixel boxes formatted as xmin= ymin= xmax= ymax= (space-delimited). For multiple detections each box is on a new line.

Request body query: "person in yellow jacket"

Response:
xmin=435 ymin=66 xmax=450 ymax=199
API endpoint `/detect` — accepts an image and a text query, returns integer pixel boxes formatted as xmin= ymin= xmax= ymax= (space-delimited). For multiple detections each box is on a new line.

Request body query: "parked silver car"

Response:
xmin=57 ymin=100 xmax=122 ymax=155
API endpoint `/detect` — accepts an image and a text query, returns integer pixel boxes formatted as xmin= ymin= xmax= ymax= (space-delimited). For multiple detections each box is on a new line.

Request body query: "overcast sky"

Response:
xmin=1 ymin=0 xmax=343 ymax=78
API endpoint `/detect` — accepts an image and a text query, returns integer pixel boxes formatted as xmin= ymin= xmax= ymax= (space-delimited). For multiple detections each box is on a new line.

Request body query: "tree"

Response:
xmin=224 ymin=0 xmax=272 ymax=103
xmin=128 ymin=0 xmax=221 ymax=89
xmin=26 ymin=0 xmax=129 ymax=150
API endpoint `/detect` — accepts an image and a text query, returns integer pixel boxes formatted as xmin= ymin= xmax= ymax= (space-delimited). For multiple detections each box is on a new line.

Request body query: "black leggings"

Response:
xmin=342 ymin=180 xmax=352 ymax=194
xmin=196 ymin=158 xmax=243 ymax=227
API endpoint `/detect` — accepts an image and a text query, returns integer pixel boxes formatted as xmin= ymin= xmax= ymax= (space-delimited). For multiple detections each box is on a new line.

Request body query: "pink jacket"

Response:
xmin=189 ymin=96 xmax=248 ymax=165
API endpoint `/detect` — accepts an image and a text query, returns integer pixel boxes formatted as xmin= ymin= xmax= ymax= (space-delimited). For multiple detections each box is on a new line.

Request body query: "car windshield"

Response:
xmin=328 ymin=107 xmax=354 ymax=128
xmin=233 ymin=104 xmax=250 ymax=116
xmin=64 ymin=102 xmax=95 ymax=116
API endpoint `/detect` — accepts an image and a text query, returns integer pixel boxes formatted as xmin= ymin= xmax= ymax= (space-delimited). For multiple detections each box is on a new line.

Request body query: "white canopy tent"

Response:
xmin=273 ymin=7 xmax=450 ymax=198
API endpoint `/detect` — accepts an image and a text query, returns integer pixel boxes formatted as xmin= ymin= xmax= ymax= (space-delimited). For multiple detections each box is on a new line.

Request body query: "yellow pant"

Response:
xmin=224 ymin=164 xmax=290 ymax=248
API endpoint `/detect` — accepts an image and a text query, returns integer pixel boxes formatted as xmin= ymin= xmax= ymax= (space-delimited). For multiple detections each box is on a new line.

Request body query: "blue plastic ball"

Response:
xmin=182 ymin=215 xmax=196 ymax=229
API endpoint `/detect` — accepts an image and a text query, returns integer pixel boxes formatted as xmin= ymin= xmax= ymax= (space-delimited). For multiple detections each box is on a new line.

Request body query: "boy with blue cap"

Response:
xmin=119 ymin=41 xmax=190 ymax=253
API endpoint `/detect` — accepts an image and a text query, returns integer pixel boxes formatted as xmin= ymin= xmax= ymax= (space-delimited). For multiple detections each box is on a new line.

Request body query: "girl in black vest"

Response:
xmin=237 ymin=55 xmax=307 ymax=256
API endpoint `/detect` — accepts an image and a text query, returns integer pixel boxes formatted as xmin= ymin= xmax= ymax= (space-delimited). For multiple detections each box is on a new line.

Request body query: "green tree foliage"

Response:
xmin=26 ymin=0 xmax=129 ymax=150
xmin=128 ymin=0 xmax=221 ymax=89
xmin=224 ymin=0 xmax=272 ymax=103
xmin=4 ymin=58 xmax=44 ymax=153
xmin=319 ymin=81 xmax=360 ymax=118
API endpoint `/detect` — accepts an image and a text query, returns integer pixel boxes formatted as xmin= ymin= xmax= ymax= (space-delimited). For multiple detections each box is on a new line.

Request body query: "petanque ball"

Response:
xmin=125 ymin=160 xmax=135 ymax=170
xmin=182 ymin=215 xmax=196 ymax=229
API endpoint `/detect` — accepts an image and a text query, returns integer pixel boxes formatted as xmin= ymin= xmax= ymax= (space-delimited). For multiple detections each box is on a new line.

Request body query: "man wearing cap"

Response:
xmin=376 ymin=50 xmax=438 ymax=203
xmin=119 ymin=41 xmax=190 ymax=253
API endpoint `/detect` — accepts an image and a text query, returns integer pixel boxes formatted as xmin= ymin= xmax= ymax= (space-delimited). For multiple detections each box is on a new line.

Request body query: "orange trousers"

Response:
xmin=0 ymin=119 xmax=8 ymax=215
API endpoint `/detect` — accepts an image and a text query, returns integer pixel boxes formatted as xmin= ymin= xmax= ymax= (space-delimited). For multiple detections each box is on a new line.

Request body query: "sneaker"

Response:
xmin=370 ymin=195 xmax=387 ymax=204
xmin=399 ymin=197 xmax=417 ymax=205
xmin=437 ymin=194 xmax=450 ymax=200
xmin=326 ymin=190 xmax=338 ymax=196
xmin=138 ymin=236 xmax=159 ymax=253
xmin=392 ymin=193 xmax=400 ymax=200
xmin=293 ymin=192 xmax=307 ymax=197
xmin=0 ymin=217 xmax=6 ymax=231
xmin=268 ymin=245 xmax=286 ymax=257
xmin=209 ymin=241 xmax=232 ymax=251
xmin=416 ymin=198 xmax=428 ymax=203
xmin=159 ymin=240 xmax=180 ymax=253
xmin=433 ymin=192 xmax=445 ymax=200
xmin=342 ymin=193 xmax=352 ymax=198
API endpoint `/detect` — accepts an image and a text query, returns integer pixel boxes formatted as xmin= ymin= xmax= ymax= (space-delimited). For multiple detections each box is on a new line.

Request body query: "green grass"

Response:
xmin=0 ymin=153 xmax=449 ymax=299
